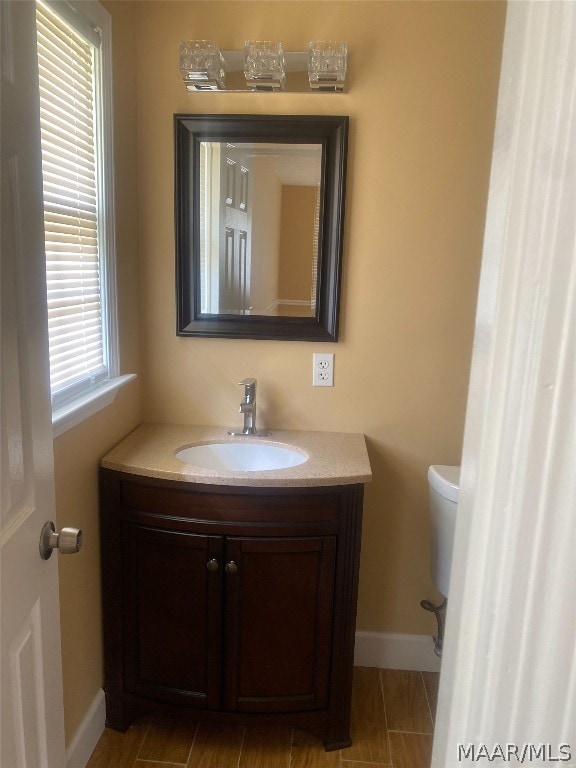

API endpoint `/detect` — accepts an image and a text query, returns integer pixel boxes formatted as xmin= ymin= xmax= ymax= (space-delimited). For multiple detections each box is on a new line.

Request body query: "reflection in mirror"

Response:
xmin=175 ymin=114 xmax=348 ymax=341
xmin=199 ymin=142 xmax=321 ymax=317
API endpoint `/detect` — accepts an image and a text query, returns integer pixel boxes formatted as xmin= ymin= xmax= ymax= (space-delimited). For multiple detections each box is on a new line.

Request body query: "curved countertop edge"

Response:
xmin=100 ymin=423 xmax=373 ymax=488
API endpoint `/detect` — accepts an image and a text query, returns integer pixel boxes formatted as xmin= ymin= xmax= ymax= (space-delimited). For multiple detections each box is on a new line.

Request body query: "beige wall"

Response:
xmin=135 ymin=0 xmax=505 ymax=631
xmin=53 ymin=0 xmax=142 ymax=744
xmin=279 ymin=185 xmax=316 ymax=302
xmin=52 ymin=0 xmax=506 ymax=743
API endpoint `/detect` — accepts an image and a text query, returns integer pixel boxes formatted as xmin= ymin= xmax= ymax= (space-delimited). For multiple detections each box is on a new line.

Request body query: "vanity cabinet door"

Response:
xmin=122 ymin=523 xmax=223 ymax=709
xmin=223 ymin=536 xmax=336 ymax=713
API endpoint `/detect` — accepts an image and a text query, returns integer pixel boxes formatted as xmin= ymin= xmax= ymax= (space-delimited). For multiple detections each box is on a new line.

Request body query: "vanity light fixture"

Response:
xmin=179 ymin=40 xmax=348 ymax=93
xmin=179 ymin=40 xmax=226 ymax=91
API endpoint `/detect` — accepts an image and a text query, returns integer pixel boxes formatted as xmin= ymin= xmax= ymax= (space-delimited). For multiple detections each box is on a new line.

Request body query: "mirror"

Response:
xmin=198 ymin=141 xmax=321 ymax=318
xmin=175 ymin=115 xmax=348 ymax=340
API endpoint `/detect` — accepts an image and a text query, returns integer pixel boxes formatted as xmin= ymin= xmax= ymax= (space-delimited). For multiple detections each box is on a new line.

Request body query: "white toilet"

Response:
xmin=421 ymin=464 xmax=460 ymax=656
xmin=427 ymin=464 xmax=460 ymax=597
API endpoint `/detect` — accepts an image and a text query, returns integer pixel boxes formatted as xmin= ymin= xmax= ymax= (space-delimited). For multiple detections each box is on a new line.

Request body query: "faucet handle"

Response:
xmin=238 ymin=378 xmax=257 ymax=401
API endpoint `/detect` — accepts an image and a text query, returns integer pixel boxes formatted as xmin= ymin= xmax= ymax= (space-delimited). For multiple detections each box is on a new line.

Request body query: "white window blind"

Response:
xmin=36 ymin=0 xmax=110 ymax=406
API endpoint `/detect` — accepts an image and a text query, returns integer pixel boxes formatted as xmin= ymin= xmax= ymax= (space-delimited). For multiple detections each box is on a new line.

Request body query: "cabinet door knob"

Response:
xmin=225 ymin=560 xmax=238 ymax=575
xmin=206 ymin=558 xmax=219 ymax=572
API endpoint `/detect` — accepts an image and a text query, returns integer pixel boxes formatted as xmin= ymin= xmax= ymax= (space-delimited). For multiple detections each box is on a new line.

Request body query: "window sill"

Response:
xmin=52 ymin=374 xmax=137 ymax=439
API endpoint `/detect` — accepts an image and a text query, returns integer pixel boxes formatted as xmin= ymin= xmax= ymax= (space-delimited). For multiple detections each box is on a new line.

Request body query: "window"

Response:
xmin=35 ymin=0 xmax=133 ymax=435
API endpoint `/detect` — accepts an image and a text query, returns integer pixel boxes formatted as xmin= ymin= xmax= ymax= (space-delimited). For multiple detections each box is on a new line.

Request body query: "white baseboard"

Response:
xmin=66 ymin=689 xmax=106 ymax=768
xmin=354 ymin=631 xmax=442 ymax=673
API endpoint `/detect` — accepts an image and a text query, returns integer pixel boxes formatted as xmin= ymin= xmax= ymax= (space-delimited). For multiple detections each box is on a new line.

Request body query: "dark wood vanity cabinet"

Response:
xmin=123 ymin=526 xmax=336 ymax=713
xmin=99 ymin=469 xmax=364 ymax=750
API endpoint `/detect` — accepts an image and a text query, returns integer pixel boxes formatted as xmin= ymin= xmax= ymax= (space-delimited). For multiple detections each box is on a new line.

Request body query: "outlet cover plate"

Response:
xmin=313 ymin=353 xmax=334 ymax=387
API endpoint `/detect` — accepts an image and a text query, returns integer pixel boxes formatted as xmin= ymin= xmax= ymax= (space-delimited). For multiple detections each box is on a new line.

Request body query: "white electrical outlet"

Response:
xmin=313 ymin=353 xmax=334 ymax=387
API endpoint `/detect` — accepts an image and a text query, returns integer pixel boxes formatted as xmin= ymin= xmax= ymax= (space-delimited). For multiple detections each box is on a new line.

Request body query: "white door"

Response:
xmin=432 ymin=1 xmax=576 ymax=762
xmin=221 ymin=150 xmax=251 ymax=313
xmin=1 ymin=2 xmax=67 ymax=766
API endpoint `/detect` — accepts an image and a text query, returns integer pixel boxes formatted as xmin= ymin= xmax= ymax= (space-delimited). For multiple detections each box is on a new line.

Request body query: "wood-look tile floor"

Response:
xmin=87 ymin=667 xmax=439 ymax=768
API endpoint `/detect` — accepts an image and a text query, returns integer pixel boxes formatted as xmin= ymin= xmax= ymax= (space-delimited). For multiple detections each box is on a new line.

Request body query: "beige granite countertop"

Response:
xmin=101 ymin=423 xmax=372 ymax=488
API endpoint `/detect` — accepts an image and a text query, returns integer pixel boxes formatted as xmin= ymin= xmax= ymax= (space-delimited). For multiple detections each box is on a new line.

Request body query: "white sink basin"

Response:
xmin=175 ymin=442 xmax=308 ymax=472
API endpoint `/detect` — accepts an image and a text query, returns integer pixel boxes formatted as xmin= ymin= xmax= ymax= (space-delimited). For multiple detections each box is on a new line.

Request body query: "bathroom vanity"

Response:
xmin=99 ymin=424 xmax=371 ymax=750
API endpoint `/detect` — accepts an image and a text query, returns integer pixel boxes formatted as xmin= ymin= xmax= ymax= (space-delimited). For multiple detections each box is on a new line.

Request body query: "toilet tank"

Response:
xmin=428 ymin=465 xmax=460 ymax=598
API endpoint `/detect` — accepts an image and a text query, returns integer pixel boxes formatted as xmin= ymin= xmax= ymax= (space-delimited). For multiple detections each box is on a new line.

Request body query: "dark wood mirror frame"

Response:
xmin=175 ymin=114 xmax=348 ymax=341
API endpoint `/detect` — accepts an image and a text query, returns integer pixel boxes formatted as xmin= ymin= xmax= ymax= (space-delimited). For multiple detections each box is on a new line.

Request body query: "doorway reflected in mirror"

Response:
xmin=199 ymin=142 xmax=321 ymax=317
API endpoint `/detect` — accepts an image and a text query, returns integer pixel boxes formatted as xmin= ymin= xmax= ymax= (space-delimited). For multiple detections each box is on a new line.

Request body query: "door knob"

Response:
xmin=39 ymin=521 xmax=82 ymax=560
xmin=206 ymin=558 xmax=219 ymax=572
xmin=225 ymin=560 xmax=238 ymax=574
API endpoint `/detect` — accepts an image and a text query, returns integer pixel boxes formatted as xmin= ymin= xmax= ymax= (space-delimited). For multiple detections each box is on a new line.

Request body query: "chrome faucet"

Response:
xmin=228 ymin=378 xmax=270 ymax=436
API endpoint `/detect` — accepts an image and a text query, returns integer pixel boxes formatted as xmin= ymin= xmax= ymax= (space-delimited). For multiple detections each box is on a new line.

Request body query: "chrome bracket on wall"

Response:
xmin=420 ymin=597 xmax=447 ymax=657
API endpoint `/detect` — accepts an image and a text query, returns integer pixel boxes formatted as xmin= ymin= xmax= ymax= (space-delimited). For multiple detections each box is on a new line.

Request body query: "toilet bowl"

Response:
xmin=427 ymin=464 xmax=460 ymax=598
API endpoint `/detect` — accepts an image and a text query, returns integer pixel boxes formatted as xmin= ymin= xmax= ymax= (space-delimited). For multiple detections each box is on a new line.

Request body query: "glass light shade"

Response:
xmin=179 ymin=40 xmax=226 ymax=90
xmin=308 ymin=41 xmax=347 ymax=91
xmin=244 ymin=40 xmax=286 ymax=91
